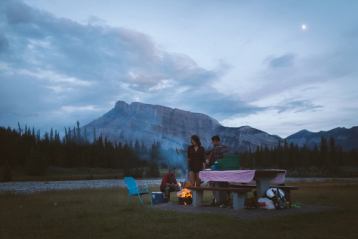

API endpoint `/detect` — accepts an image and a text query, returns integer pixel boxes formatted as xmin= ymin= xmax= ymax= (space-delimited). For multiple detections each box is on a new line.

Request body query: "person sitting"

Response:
xmin=160 ymin=168 xmax=179 ymax=201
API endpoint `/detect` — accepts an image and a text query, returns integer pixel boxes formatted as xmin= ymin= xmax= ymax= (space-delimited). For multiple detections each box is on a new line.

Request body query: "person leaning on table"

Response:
xmin=206 ymin=135 xmax=229 ymax=207
xmin=206 ymin=135 xmax=228 ymax=167
xmin=187 ymin=135 xmax=206 ymax=187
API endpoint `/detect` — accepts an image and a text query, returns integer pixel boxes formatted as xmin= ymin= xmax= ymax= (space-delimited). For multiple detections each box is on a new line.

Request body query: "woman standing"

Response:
xmin=187 ymin=135 xmax=206 ymax=186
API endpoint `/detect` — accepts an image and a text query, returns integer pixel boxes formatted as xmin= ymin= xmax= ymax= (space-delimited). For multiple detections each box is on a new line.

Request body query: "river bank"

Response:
xmin=1 ymin=177 xmax=358 ymax=194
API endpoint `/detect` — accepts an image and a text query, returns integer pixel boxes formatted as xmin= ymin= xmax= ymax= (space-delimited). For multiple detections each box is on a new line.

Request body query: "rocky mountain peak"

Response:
xmin=84 ymin=100 xmax=282 ymax=151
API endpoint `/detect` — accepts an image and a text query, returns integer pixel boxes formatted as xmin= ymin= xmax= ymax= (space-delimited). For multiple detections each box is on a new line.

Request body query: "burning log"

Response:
xmin=177 ymin=182 xmax=193 ymax=205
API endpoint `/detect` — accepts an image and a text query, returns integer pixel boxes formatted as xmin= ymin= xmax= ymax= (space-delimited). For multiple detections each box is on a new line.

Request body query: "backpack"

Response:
xmin=265 ymin=187 xmax=287 ymax=209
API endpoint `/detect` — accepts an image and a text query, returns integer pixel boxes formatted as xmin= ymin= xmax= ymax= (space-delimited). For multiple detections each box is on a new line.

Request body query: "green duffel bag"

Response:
xmin=216 ymin=155 xmax=240 ymax=170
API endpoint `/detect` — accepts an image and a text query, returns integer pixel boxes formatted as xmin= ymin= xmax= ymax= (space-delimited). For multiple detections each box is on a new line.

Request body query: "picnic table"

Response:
xmin=189 ymin=169 xmax=296 ymax=210
xmin=199 ymin=169 xmax=287 ymax=196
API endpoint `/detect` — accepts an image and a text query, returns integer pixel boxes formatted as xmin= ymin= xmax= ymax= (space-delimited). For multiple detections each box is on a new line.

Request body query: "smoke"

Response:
xmin=156 ymin=145 xmax=186 ymax=177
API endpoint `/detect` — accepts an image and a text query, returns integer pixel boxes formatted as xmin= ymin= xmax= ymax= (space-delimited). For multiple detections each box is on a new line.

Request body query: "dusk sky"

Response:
xmin=0 ymin=0 xmax=357 ymax=137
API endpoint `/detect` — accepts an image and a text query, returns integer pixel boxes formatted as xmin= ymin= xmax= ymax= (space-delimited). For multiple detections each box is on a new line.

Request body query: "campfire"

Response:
xmin=177 ymin=182 xmax=192 ymax=205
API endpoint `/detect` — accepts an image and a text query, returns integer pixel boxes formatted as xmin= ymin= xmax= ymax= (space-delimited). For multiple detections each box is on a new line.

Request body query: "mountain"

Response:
xmin=82 ymin=100 xmax=281 ymax=152
xmin=286 ymin=127 xmax=358 ymax=150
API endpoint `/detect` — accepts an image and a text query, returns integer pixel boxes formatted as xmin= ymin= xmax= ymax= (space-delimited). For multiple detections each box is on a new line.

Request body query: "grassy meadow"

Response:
xmin=1 ymin=181 xmax=358 ymax=239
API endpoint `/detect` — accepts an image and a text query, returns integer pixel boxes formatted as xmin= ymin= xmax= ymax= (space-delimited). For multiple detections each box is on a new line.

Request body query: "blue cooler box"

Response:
xmin=151 ymin=192 xmax=166 ymax=204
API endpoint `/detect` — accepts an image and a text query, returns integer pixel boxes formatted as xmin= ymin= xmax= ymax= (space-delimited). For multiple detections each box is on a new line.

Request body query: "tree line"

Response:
xmin=0 ymin=122 xmax=162 ymax=181
xmin=1 ymin=122 xmax=357 ymax=181
xmin=240 ymin=137 xmax=358 ymax=176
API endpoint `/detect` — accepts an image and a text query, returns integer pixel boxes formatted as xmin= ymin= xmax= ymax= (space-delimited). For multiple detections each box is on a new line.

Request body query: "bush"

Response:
xmin=0 ymin=163 xmax=12 ymax=182
xmin=25 ymin=151 xmax=48 ymax=176
xmin=147 ymin=163 xmax=160 ymax=178
xmin=123 ymin=167 xmax=145 ymax=178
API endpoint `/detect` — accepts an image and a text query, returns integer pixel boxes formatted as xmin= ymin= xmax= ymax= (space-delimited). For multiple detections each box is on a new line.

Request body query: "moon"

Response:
xmin=301 ymin=24 xmax=308 ymax=31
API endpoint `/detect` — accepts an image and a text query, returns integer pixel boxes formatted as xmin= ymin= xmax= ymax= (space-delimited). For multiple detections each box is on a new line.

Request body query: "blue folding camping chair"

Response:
xmin=123 ymin=176 xmax=151 ymax=205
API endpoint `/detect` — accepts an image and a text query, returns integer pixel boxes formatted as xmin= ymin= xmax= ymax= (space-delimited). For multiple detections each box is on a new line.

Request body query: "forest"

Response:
xmin=1 ymin=122 xmax=357 ymax=181
xmin=0 ymin=122 xmax=162 ymax=181
xmin=240 ymin=137 xmax=358 ymax=177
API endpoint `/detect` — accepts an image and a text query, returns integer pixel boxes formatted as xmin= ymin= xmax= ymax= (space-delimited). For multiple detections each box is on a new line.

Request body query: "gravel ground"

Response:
xmin=1 ymin=177 xmax=357 ymax=194
xmin=0 ymin=179 xmax=164 ymax=194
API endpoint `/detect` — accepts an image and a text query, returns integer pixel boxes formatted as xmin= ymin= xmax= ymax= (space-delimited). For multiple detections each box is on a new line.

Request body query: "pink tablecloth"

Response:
xmin=199 ymin=170 xmax=286 ymax=184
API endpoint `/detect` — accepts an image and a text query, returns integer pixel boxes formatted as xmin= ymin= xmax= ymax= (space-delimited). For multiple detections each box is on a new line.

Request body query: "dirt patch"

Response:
xmin=152 ymin=202 xmax=334 ymax=220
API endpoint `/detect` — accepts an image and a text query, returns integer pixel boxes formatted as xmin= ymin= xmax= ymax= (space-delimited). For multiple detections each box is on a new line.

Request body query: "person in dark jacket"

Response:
xmin=187 ymin=135 xmax=205 ymax=186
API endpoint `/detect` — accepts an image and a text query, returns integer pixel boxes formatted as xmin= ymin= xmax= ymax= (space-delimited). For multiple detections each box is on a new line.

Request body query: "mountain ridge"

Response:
xmin=83 ymin=100 xmax=358 ymax=151
xmin=83 ymin=100 xmax=280 ymax=152
xmin=286 ymin=126 xmax=358 ymax=150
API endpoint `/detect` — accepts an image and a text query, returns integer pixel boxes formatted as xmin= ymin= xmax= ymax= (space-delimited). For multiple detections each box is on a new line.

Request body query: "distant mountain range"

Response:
xmin=286 ymin=127 xmax=358 ymax=151
xmin=82 ymin=100 xmax=358 ymax=151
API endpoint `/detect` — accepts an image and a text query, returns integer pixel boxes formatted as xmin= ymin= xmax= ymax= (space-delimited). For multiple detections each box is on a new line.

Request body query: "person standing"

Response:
xmin=207 ymin=135 xmax=229 ymax=206
xmin=206 ymin=135 xmax=228 ymax=167
xmin=187 ymin=135 xmax=206 ymax=186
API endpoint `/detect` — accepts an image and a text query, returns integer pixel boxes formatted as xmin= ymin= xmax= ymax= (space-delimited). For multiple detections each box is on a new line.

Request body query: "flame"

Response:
xmin=177 ymin=181 xmax=192 ymax=206
xmin=177 ymin=188 xmax=192 ymax=198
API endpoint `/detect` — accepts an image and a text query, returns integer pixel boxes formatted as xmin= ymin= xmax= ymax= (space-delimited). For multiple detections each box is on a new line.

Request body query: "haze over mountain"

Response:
xmin=83 ymin=101 xmax=281 ymax=152
xmin=82 ymin=100 xmax=358 ymax=152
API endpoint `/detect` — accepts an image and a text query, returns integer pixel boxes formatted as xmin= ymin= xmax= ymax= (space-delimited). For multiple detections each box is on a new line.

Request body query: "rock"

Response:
xmin=82 ymin=101 xmax=281 ymax=152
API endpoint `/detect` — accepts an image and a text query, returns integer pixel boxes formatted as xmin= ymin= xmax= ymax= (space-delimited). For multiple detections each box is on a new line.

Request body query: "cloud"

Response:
xmin=2 ymin=0 xmax=357 ymax=137
xmin=344 ymin=24 xmax=358 ymax=39
xmin=265 ymin=53 xmax=296 ymax=68
xmin=274 ymin=100 xmax=322 ymax=114
xmin=0 ymin=34 xmax=9 ymax=53
xmin=0 ymin=0 xmax=258 ymax=131
xmin=5 ymin=1 xmax=39 ymax=25
xmin=225 ymin=38 xmax=358 ymax=136
xmin=223 ymin=19 xmax=358 ymax=136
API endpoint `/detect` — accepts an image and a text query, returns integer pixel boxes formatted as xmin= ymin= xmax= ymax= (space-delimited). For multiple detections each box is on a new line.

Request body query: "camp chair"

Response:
xmin=123 ymin=176 xmax=151 ymax=205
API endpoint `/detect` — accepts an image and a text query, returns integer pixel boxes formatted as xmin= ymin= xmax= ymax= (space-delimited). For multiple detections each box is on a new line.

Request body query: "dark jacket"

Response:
xmin=187 ymin=145 xmax=205 ymax=172
xmin=207 ymin=144 xmax=228 ymax=166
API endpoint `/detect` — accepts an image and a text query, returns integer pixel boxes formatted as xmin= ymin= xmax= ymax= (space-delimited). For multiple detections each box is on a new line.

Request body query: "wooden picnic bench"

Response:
xmin=187 ymin=186 xmax=252 ymax=210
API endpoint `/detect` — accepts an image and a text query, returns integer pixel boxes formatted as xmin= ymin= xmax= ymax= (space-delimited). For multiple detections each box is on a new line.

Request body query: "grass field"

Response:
xmin=1 ymin=182 xmax=358 ymax=239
